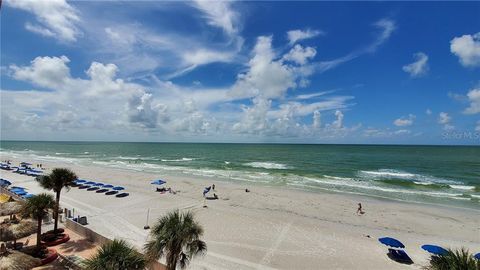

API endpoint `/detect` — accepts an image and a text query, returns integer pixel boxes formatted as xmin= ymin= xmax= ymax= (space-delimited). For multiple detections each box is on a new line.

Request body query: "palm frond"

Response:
xmin=424 ymin=248 xmax=480 ymax=270
xmin=144 ymin=210 xmax=206 ymax=270
xmin=85 ymin=239 xmax=146 ymax=270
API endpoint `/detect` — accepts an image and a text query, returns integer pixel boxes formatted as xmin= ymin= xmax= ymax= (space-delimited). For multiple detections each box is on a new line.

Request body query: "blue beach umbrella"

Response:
xmin=22 ymin=194 xmax=34 ymax=199
xmin=94 ymin=183 xmax=104 ymax=186
xmin=0 ymin=179 xmax=12 ymax=186
xmin=75 ymin=179 xmax=86 ymax=184
xmin=151 ymin=179 xmax=166 ymax=185
xmin=421 ymin=245 xmax=448 ymax=256
xmin=85 ymin=181 xmax=96 ymax=185
xmin=103 ymin=184 xmax=114 ymax=188
xmin=378 ymin=237 xmax=405 ymax=248
xmin=474 ymin=253 xmax=480 ymax=260
xmin=113 ymin=186 xmax=125 ymax=191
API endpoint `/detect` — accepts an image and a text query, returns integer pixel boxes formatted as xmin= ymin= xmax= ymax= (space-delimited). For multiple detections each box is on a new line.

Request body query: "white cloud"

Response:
xmin=368 ymin=18 xmax=396 ymax=52
xmin=402 ymin=52 xmax=429 ymax=77
xmin=296 ymin=90 xmax=335 ymax=100
xmin=363 ymin=128 xmax=414 ymax=138
xmin=476 ymin=121 xmax=480 ymax=132
xmin=438 ymin=112 xmax=454 ymax=130
xmin=332 ymin=110 xmax=344 ymax=129
xmin=316 ymin=18 xmax=396 ymax=73
xmin=464 ymin=87 xmax=480 ymax=114
xmin=7 ymin=0 xmax=81 ymax=42
xmin=91 ymin=20 xmax=241 ymax=79
xmin=4 ymin=54 xmax=355 ymax=140
xmin=287 ymin=29 xmax=324 ymax=45
xmin=438 ymin=112 xmax=451 ymax=124
xmin=10 ymin=56 xmax=72 ymax=89
xmin=450 ymin=32 xmax=480 ymax=67
xmin=313 ymin=110 xmax=321 ymax=129
xmin=192 ymin=0 xmax=240 ymax=37
xmin=282 ymin=45 xmax=317 ymax=65
xmin=426 ymin=109 xmax=432 ymax=115
xmin=229 ymin=36 xmax=296 ymax=99
xmin=394 ymin=114 xmax=415 ymax=127
xmin=6 ymin=56 xmax=162 ymax=131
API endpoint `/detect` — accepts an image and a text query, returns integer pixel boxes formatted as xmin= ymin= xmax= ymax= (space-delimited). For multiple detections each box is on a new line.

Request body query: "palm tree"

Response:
xmin=144 ymin=210 xmax=206 ymax=270
xmin=37 ymin=168 xmax=77 ymax=233
xmin=22 ymin=193 xmax=55 ymax=251
xmin=85 ymin=239 xmax=146 ymax=270
xmin=424 ymin=248 xmax=480 ymax=270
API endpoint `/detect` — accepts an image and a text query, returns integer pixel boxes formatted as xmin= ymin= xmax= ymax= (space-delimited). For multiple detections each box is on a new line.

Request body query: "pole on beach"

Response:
xmin=144 ymin=208 xmax=150 ymax=230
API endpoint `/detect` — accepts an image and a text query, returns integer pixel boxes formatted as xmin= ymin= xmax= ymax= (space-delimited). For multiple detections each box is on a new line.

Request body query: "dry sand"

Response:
xmin=1 ymin=155 xmax=478 ymax=270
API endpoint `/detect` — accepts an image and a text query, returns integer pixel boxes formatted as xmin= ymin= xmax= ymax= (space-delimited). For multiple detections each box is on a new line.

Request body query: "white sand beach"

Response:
xmin=1 ymin=155 xmax=478 ymax=270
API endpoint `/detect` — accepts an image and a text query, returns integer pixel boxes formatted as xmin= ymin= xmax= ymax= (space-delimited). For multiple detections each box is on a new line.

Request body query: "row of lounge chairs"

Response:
xmin=1 ymin=161 xmax=44 ymax=177
xmin=73 ymin=179 xmax=129 ymax=198
xmin=3 ymin=183 xmax=35 ymax=199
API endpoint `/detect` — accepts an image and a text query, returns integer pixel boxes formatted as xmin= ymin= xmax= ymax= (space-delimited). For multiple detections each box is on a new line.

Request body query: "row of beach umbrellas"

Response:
xmin=379 ymin=237 xmax=479 ymax=258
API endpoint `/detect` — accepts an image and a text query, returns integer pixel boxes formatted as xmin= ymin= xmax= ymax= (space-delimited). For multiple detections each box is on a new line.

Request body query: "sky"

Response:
xmin=1 ymin=1 xmax=479 ymax=145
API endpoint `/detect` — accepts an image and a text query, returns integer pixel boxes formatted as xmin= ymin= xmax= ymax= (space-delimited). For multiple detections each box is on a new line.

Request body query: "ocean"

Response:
xmin=1 ymin=141 xmax=479 ymax=209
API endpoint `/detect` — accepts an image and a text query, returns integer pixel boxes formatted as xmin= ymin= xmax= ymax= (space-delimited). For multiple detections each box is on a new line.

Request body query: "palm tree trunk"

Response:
xmin=54 ymin=191 xmax=60 ymax=232
xmin=167 ymin=254 xmax=178 ymax=270
xmin=36 ymin=218 xmax=42 ymax=250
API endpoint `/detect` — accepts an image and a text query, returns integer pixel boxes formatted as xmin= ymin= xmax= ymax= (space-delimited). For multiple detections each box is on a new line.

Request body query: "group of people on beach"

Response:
xmin=203 ymin=184 xmax=218 ymax=200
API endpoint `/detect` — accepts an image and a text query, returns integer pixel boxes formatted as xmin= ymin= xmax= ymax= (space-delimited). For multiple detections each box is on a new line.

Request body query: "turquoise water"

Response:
xmin=1 ymin=141 xmax=479 ymax=209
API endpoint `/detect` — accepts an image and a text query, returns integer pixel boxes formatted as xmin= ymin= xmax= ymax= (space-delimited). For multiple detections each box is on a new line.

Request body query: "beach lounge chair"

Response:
xmin=87 ymin=187 xmax=100 ymax=191
xmin=115 ymin=192 xmax=129 ymax=198
xmin=387 ymin=248 xmax=413 ymax=264
xmin=105 ymin=190 xmax=118 ymax=195
xmin=78 ymin=185 xmax=90 ymax=189
xmin=96 ymin=188 xmax=108 ymax=193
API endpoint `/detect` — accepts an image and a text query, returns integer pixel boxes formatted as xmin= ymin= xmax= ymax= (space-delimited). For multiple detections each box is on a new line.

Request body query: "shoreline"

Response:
xmin=2 ymin=149 xmax=478 ymax=211
xmin=1 ymin=153 xmax=479 ymax=269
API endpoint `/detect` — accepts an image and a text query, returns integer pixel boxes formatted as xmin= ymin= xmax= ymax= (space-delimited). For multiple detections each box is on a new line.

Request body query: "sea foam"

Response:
xmin=244 ymin=162 xmax=289 ymax=170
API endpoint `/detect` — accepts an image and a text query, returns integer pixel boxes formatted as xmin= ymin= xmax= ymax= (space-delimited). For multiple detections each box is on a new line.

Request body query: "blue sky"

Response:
xmin=1 ymin=1 xmax=479 ymax=144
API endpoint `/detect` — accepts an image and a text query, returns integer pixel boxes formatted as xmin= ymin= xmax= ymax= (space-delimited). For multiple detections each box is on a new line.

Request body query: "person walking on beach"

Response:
xmin=356 ymin=203 xmax=364 ymax=215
